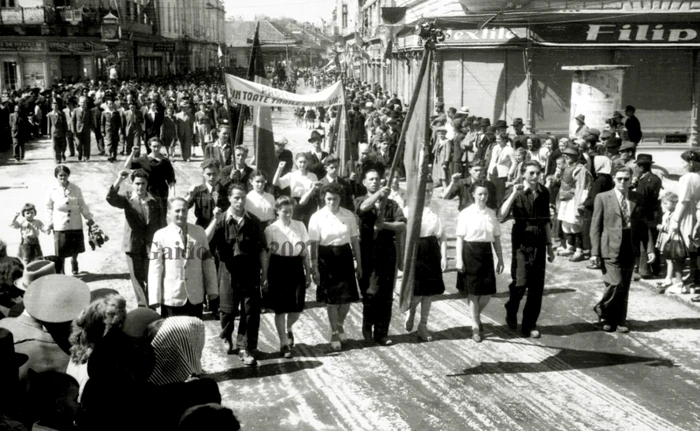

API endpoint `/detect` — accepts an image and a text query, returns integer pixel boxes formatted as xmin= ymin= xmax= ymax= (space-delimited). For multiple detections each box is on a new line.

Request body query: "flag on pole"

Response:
xmin=217 ymin=44 xmax=224 ymax=64
xmin=397 ymin=48 xmax=433 ymax=313
xmin=334 ymin=102 xmax=351 ymax=175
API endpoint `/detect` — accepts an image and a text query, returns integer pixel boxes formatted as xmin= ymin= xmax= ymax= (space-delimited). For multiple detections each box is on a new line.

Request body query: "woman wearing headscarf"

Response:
xmin=147 ymin=316 xmax=205 ymax=386
xmin=46 ymin=165 xmax=95 ymax=275
xmin=583 ymin=157 xmax=614 ymax=270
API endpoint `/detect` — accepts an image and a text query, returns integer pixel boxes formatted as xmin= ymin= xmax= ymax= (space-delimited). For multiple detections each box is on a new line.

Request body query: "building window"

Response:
xmin=2 ymin=0 xmax=17 ymax=7
xmin=342 ymin=5 xmax=348 ymax=29
xmin=3 ymin=62 xmax=18 ymax=91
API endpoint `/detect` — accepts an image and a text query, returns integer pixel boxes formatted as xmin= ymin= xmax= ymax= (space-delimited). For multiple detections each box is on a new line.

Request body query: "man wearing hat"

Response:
xmin=509 ymin=118 xmax=526 ymax=149
xmin=625 ymin=105 xmax=642 ymax=145
xmin=63 ymin=97 xmax=77 ymax=159
xmin=573 ymin=114 xmax=589 ymax=140
xmin=0 ymin=273 xmax=90 ymax=392
xmin=101 ymin=97 xmax=123 ymax=162
xmin=48 ymin=99 xmax=69 ymax=164
xmin=634 ymin=153 xmax=662 ymax=278
xmin=307 ymin=130 xmax=328 ymax=179
xmin=176 ymin=102 xmax=195 ymax=161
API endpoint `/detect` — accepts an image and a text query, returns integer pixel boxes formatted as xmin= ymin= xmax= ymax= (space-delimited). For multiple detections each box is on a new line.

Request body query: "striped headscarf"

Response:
xmin=148 ymin=316 xmax=205 ymax=386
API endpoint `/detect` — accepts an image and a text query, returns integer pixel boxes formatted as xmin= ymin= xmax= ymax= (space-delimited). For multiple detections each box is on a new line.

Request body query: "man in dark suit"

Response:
xmin=318 ymin=155 xmax=354 ymax=211
xmin=122 ymin=101 xmax=144 ymax=154
xmin=442 ymin=162 xmax=497 ymax=211
xmin=47 ymin=101 xmax=68 ymax=164
xmin=90 ymin=100 xmax=105 ymax=155
xmin=106 ymin=169 xmax=165 ymax=307
xmin=344 ymin=143 xmax=385 ymax=198
xmin=625 ymin=105 xmax=642 ymax=146
xmin=307 ymin=130 xmax=328 ymax=179
xmin=634 ymin=154 xmax=662 ymax=278
xmin=216 ymin=145 xmax=254 ymax=210
xmin=203 ymin=125 xmax=232 ymax=168
xmin=9 ymin=104 xmax=27 ymax=161
xmin=591 ymin=166 xmax=655 ymax=333
xmin=144 ymin=100 xmax=163 ymax=155
xmin=101 ymin=98 xmax=122 ymax=162
xmin=62 ymin=98 xmax=76 ymax=159
xmin=72 ymin=96 xmax=92 ymax=162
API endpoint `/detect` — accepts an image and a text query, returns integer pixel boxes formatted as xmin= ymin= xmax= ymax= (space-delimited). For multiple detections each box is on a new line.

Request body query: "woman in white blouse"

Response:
xmin=308 ymin=182 xmax=362 ymax=352
xmin=455 ymin=180 xmax=504 ymax=343
xmin=46 ymin=165 xmax=94 ymax=275
xmin=273 ymin=152 xmax=319 ymax=227
xmin=487 ymin=133 xmax=517 ymax=208
xmin=403 ymin=179 xmax=446 ymax=342
xmin=263 ymin=196 xmax=312 ymax=359
xmin=246 ymin=170 xmax=276 ymax=229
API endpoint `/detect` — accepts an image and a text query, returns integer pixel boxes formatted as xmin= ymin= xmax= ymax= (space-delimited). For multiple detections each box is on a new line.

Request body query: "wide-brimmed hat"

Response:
xmin=14 ymin=259 xmax=56 ymax=291
xmin=0 ymin=328 xmax=28 ymax=368
xmin=308 ymin=130 xmax=324 ymax=143
xmin=511 ymin=118 xmax=524 ymax=126
xmin=635 ymin=153 xmax=653 ymax=165
xmin=24 ymin=274 xmax=91 ymax=323
xmin=494 ymin=120 xmax=507 ymax=129
xmin=575 ymin=114 xmax=585 ymax=123
xmin=479 ymin=118 xmax=491 ymax=127
xmin=562 ymin=145 xmax=579 ymax=157
xmin=472 ymin=117 xmax=481 ymax=126
xmin=619 ymin=141 xmax=635 ymax=152
xmin=605 ymin=137 xmax=621 ymax=149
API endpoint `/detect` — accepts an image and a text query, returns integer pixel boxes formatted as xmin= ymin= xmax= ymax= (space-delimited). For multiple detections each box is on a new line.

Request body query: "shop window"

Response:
xmin=3 ymin=62 xmax=18 ymax=91
xmin=2 ymin=1 xmax=17 ymax=7
xmin=664 ymin=134 xmax=688 ymax=144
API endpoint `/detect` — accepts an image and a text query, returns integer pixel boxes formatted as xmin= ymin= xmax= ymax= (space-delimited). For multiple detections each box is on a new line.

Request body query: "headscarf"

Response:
xmin=594 ymin=156 xmax=612 ymax=175
xmin=148 ymin=317 xmax=205 ymax=386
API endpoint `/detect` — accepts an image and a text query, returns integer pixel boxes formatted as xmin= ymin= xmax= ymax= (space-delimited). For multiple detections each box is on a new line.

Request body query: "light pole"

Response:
xmin=101 ymin=12 xmax=122 ymax=80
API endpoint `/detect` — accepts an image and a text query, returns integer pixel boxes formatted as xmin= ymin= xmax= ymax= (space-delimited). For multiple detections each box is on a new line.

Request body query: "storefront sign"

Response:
xmin=443 ymin=27 xmax=527 ymax=44
xmin=154 ymin=42 xmax=175 ymax=52
xmin=0 ymin=41 xmax=45 ymax=52
xmin=533 ymin=23 xmax=700 ymax=44
xmin=49 ymin=42 xmax=94 ymax=53
xmin=225 ymin=73 xmax=344 ymax=107
xmin=137 ymin=43 xmax=155 ymax=55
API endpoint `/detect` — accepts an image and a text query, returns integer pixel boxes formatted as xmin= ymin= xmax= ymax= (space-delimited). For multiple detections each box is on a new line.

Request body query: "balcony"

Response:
xmin=0 ymin=7 xmax=46 ymax=25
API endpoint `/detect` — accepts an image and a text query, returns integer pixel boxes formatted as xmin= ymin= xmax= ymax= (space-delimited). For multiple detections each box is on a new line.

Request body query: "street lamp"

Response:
xmin=101 ymin=13 xmax=122 ymax=80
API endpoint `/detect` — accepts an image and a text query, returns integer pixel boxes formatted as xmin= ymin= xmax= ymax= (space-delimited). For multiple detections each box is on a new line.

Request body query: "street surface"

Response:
xmin=1 ymin=93 xmax=700 ymax=430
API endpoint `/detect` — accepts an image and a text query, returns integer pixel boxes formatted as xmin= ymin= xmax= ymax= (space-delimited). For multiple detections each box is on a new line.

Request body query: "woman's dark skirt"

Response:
xmin=414 ymin=236 xmax=445 ymax=296
xmin=19 ymin=238 xmax=43 ymax=263
xmin=457 ymin=241 xmax=496 ymax=296
xmin=267 ymin=254 xmax=306 ymax=314
xmin=317 ymin=244 xmax=359 ymax=305
xmin=54 ymin=229 xmax=85 ymax=257
xmin=293 ymin=197 xmax=317 ymax=228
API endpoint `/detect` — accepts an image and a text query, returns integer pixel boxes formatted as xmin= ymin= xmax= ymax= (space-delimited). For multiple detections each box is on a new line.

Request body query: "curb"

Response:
xmin=636 ymin=277 xmax=700 ymax=311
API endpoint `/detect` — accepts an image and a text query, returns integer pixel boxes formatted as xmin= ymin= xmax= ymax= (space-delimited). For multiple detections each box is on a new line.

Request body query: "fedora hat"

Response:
xmin=620 ymin=141 xmax=635 ymax=152
xmin=562 ymin=145 xmax=579 ymax=157
xmin=635 ymin=153 xmax=653 ymax=165
xmin=575 ymin=114 xmax=585 ymax=123
xmin=24 ymin=274 xmax=91 ymax=323
xmin=511 ymin=118 xmax=524 ymax=126
xmin=494 ymin=120 xmax=508 ymax=129
xmin=0 ymin=328 xmax=28 ymax=368
xmin=479 ymin=118 xmax=491 ymax=127
xmin=14 ymin=259 xmax=56 ymax=291
xmin=308 ymin=130 xmax=324 ymax=143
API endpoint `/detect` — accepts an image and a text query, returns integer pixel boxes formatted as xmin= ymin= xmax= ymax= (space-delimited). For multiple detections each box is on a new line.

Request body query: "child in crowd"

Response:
xmin=10 ymin=203 xmax=48 ymax=264
xmin=245 ymin=169 xmax=277 ymax=230
xmin=656 ymin=191 xmax=685 ymax=293
xmin=26 ymin=370 xmax=80 ymax=431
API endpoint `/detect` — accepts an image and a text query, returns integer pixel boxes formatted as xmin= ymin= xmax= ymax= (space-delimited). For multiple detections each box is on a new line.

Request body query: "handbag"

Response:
xmin=663 ymin=232 xmax=688 ymax=261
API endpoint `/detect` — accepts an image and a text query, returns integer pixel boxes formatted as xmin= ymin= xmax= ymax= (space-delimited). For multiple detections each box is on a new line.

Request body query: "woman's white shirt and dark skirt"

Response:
xmin=46 ymin=182 xmax=93 ymax=258
xmin=456 ymin=204 xmax=501 ymax=295
xmin=307 ymin=206 xmax=360 ymax=304
xmin=246 ymin=190 xmax=276 ymax=229
xmin=278 ymin=170 xmax=318 ymax=227
xmin=404 ymin=206 xmax=445 ymax=296
xmin=264 ymin=219 xmax=309 ymax=314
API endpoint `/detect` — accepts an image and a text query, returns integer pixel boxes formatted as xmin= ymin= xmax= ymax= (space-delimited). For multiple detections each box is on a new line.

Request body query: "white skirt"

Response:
xmin=557 ymin=198 xmax=580 ymax=225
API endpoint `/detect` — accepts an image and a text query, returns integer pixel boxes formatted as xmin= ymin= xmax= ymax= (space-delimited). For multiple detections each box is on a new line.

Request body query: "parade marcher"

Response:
xmin=263 ymin=196 xmax=311 ymax=359
xmin=217 ymin=145 xmax=254 ymax=205
xmin=206 ymin=184 xmax=267 ymax=366
xmin=591 ymin=166 xmax=655 ymax=333
xmin=442 ymin=162 xmax=498 ymax=211
xmin=185 ymin=159 xmax=221 ymax=230
xmin=10 ymin=203 xmax=47 ymax=265
xmin=101 ymin=97 xmax=122 ymax=162
xmin=404 ymin=179 xmax=446 ymax=342
xmin=71 ymin=96 xmax=92 ymax=162
xmin=500 ymin=161 xmax=556 ymax=338
xmin=245 ymin=169 xmax=276 ymax=230
xmin=161 ymin=105 xmax=178 ymax=158
xmin=195 ymin=102 xmax=214 ymax=151
xmin=355 ymin=169 xmax=406 ymax=345
xmin=487 ymin=132 xmax=517 ymax=208
xmin=145 ymin=100 xmax=163 ymax=152
xmin=203 ymin=124 xmax=232 ymax=168
xmin=273 ymin=153 xmax=319 ymax=227
xmin=176 ymin=102 xmax=196 ymax=161
xmin=122 ymin=100 xmax=144 ymax=154
xmin=308 ymin=182 xmax=362 ymax=352
xmin=584 ymin=156 xmax=614 ymax=270
xmin=318 ymin=155 xmax=354 ymax=211
xmin=148 ymin=198 xmax=218 ymax=319
xmin=46 ymin=165 xmax=94 ymax=275
xmin=107 ymin=169 xmax=164 ymax=307
xmin=634 ymin=154 xmax=662 ymax=279
xmin=456 ymin=179 xmax=504 ymax=342
xmin=668 ymin=151 xmax=700 ymax=295
xmin=47 ymin=101 xmax=68 ymax=164
xmin=10 ymin=104 xmax=28 ymax=162
xmin=307 ymin=130 xmax=328 ymax=179
xmin=90 ymin=98 xmax=105 ymax=156
xmin=62 ymin=98 xmax=76 ymax=159
xmin=126 ymin=137 xmax=176 ymax=225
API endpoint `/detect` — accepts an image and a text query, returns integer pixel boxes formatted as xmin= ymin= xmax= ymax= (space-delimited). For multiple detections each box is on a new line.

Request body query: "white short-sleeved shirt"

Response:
xmin=404 ymin=206 xmax=442 ymax=238
xmin=278 ymin=170 xmax=318 ymax=198
xmin=307 ymin=206 xmax=359 ymax=246
xmin=456 ymin=204 xmax=501 ymax=242
xmin=265 ymin=219 xmax=309 ymax=256
xmin=245 ymin=191 xmax=276 ymax=222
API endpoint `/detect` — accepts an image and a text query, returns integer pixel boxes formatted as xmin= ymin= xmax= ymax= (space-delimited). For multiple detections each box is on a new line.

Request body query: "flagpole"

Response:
xmin=234 ymin=21 xmax=261 ymax=149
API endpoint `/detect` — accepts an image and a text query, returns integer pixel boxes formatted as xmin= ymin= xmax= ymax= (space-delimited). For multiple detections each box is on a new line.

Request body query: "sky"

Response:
xmin=225 ymin=0 xmax=336 ymax=25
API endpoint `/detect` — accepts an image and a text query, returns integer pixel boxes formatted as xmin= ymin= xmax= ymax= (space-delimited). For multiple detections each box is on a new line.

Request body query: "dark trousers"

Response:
xmin=220 ymin=284 xmax=261 ymax=351
xmin=52 ymin=136 xmax=65 ymax=163
xmin=358 ymin=267 xmax=395 ymax=341
xmin=125 ymin=252 xmax=149 ymax=307
xmin=105 ymin=134 xmax=119 ymax=158
xmin=65 ymin=132 xmax=75 ymax=156
xmin=595 ymin=230 xmax=634 ymax=326
xmin=506 ymin=244 xmax=547 ymax=332
xmin=125 ymin=132 xmax=140 ymax=154
xmin=582 ymin=213 xmax=592 ymax=251
xmin=92 ymin=130 xmax=104 ymax=154
xmin=491 ymin=176 xmax=507 ymax=208
xmin=161 ymin=300 xmax=203 ymax=319
xmin=637 ymin=225 xmax=660 ymax=277
xmin=76 ymin=132 xmax=91 ymax=160
xmin=12 ymin=137 xmax=24 ymax=160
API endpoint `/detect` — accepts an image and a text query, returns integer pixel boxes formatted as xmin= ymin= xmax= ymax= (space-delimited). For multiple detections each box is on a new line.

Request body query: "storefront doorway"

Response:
xmin=3 ymin=61 xmax=18 ymax=90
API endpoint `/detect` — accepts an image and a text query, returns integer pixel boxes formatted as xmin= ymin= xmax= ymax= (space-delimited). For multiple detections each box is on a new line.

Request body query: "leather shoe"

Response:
xmin=376 ymin=337 xmax=393 ymax=346
xmin=616 ymin=325 xmax=630 ymax=333
xmin=586 ymin=261 xmax=601 ymax=270
xmin=529 ymin=329 xmax=541 ymax=339
xmin=505 ymin=312 xmax=517 ymax=330
xmin=602 ymin=323 xmax=614 ymax=332
xmin=362 ymin=326 xmax=373 ymax=342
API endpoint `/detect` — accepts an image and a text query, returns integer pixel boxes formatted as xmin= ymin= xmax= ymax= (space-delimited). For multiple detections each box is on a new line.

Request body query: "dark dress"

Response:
xmin=267 ymin=254 xmax=306 ymax=313
xmin=414 ymin=237 xmax=446 ymax=296
xmin=458 ymin=241 xmax=496 ymax=296
xmin=317 ymin=244 xmax=359 ymax=304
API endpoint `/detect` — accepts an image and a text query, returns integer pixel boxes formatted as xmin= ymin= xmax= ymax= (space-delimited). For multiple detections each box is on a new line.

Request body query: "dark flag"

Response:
xmin=396 ymin=48 xmax=433 ymax=312
xmin=334 ymin=100 xmax=352 ymax=175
